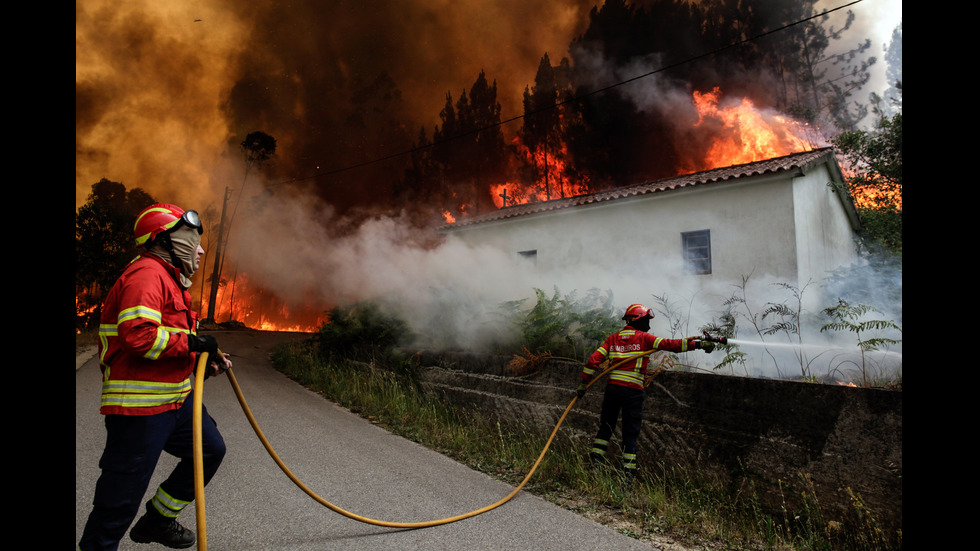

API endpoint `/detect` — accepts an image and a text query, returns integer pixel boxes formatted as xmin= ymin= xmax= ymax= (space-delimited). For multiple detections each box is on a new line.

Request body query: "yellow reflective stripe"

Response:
xmin=151 ymin=325 xmax=193 ymax=357
xmin=118 ymin=304 xmax=162 ymax=325
xmin=623 ymin=453 xmax=638 ymax=470
xmin=609 ymin=370 xmax=644 ymax=385
xmin=99 ymin=323 xmax=119 ymax=337
xmin=150 ymin=487 xmax=191 ymax=517
xmin=100 ymin=377 xmax=192 ymax=409
xmin=98 ymin=324 xmax=116 ymax=370
xmin=608 ymin=350 xmax=643 ymax=361
xmin=652 ymin=336 xmax=689 ymax=352
xmin=145 ymin=326 xmax=171 ymax=360
xmin=608 ymin=346 xmax=646 ymax=385
xmin=582 ymin=346 xmax=608 ymax=377
xmin=608 ymin=352 xmax=645 ymax=370
xmin=101 ymin=316 xmax=190 ymax=361
xmin=135 ymin=207 xmax=180 ymax=245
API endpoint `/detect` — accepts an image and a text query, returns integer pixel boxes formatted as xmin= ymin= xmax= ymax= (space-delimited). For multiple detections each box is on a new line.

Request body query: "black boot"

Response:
xmin=129 ymin=502 xmax=195 ymax=549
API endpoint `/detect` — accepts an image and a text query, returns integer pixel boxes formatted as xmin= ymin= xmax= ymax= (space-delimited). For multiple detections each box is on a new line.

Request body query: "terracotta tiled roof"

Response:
xmin=439 ymin=147 xmax=843 ymax=231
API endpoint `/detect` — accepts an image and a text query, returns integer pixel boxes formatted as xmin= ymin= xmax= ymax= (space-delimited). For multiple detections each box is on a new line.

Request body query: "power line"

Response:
xmin=269 ymin=0 xmax=866 ymax=188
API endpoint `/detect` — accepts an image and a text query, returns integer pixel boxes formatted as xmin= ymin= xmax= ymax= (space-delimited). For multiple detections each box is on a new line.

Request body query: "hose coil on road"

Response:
xmin=192 ymin=349 xmax=661 ymax=549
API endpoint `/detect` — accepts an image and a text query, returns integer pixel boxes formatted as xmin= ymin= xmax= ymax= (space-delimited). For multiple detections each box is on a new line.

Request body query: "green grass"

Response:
xmin=270 ymin=339 xmax=899 ymax=551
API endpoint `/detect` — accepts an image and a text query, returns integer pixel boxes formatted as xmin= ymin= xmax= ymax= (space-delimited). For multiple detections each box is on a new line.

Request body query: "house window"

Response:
xmin=518 ymin=249 xmax=537 ymax=265
xmin=682 ymin=230 xmax=711 ymax=275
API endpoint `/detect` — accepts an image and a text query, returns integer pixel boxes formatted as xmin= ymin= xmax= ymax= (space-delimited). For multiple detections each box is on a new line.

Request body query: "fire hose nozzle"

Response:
xmin=701 ymin=331 xmax=728 ymax=345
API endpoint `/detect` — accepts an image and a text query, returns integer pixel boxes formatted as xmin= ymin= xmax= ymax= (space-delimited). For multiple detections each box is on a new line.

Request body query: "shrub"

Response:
xmin=314 ymin=302 xmax=413 ymax=364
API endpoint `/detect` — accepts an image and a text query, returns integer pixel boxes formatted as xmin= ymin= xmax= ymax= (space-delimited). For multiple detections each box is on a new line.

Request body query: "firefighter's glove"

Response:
xmin=189 ymin=334 xmax=220 ymax=377
xmin=694 ymin=340 xmax=715 ymax=354
xmin=576 ymin=382 xmax=589 ymax=399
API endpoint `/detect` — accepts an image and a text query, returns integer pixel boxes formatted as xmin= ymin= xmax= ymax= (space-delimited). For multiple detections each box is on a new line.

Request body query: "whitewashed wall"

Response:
xmin=445 ymin=169 xmax=858 ymax=291
xmin=791 ymin=162 xmax=860 ymax=297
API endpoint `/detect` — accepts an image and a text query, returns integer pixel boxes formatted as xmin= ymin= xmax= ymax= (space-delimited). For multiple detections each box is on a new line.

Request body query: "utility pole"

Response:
xmin=206 ymin=186 xmax=231 ymax=321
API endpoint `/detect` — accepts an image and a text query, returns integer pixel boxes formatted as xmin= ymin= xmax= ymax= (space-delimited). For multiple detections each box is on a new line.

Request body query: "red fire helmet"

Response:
xmin=622 ymin=303 xmax=654 ymax=321
xmin=134 ymin=203 xmax=202 ymax=246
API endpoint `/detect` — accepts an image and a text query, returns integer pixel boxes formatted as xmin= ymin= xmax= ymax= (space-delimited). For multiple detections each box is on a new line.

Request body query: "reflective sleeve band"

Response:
xmin=118 ymin=305 xmax=162 ymax=325
xmin=103 ymin=317 xmax=189 ymax=361
xmin=582 ymin=346 xmax=608 ymax=377
xmin=653 ymin=336 xmax=689 ymax=352
xmin=143 ymin=326 xmax=171 ymax=360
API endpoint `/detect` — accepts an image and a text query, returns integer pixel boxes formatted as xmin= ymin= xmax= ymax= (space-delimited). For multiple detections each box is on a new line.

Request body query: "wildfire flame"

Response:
xmin=839 ymin=169 xmax=902 ymax=211
xmin=483 ymin=86 xmax=819 ymax=214
xmin=203 ymin=272 xmax=324 ymax=332
xmin=491 ymin=135 xmax=591 ymax=209
xmin=685 ymin=86 xmax=814 ymax=174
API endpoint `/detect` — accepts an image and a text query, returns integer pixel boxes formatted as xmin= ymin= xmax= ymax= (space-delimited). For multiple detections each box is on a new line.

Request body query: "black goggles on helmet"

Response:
xmin=174 ymin=209 xmax=203 ymax=234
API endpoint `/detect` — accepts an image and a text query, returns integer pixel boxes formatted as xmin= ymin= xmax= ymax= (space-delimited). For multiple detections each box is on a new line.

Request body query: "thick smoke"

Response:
xmin=227 ymin=183 xmax=901 ymax=380
xmin=230 ymin=187 xmax=542 ymax=350
xmin=76 ymin=0 xmax=597 ymax=212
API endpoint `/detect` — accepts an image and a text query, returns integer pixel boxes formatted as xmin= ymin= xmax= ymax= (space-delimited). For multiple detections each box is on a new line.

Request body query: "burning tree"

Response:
xmin=205 ymin=131 xmax=277 ymax=322
xmin=423 ymin=0 xmax=878 ymax=222
xmin=516 ymin=53 xmax=583 ymax=202
xmin=402 ymin=71 xmax=509 ymax=222
xmin=831 ymin=104 xmax=903 ymax=255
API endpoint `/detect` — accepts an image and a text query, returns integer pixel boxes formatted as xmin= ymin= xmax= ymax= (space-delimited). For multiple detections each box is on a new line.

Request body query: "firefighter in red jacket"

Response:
xmin=79 ymin=203 xmax=232 ymax=551
xmin=577 ymin=303 xmax=713 ymax=487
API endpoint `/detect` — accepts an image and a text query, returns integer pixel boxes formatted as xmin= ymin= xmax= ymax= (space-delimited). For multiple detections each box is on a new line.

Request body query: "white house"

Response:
xmin=438 ymin=147 xmax=861 ymax=312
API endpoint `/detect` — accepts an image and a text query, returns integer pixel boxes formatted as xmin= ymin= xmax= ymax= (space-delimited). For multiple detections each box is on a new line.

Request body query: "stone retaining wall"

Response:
xmin=411 ymin=349 xmax=902 ymax=537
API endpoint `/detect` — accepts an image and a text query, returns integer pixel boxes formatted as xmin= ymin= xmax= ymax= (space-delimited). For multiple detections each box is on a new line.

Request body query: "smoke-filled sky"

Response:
xmin=75 ymin=0 xmax=901 ymax=212
xmin=76 ymin=0 xmax=600 ymax=211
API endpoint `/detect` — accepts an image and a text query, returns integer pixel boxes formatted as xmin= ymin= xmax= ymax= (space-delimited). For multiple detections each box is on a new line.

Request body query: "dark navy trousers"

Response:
xmin=79 ymin=391 xmax=226 ymax=551
xmin=592 ymin=384 xmax=645 ymax=470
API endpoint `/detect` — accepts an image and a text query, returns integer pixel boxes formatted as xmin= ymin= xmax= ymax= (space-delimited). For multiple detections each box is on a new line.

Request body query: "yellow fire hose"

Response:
xmin=192 ymin=348 xmax=662 ymax=549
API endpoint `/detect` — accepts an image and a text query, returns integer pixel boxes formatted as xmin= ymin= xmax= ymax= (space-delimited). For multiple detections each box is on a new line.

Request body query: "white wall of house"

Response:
xmin=791 ymin=162 xmax=860 ymax=290
xmin=453 ymin=173 xmax=854 ymax=281
xmin=437 ymin=154 xmax=868 ymax=376
xmin=442 ymin=156 xmax=860 ymax=325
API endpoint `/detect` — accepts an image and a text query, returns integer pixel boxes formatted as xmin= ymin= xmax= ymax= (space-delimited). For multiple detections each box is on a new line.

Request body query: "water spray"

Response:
xmin=724 ymin=337 xmax=903 ymax=361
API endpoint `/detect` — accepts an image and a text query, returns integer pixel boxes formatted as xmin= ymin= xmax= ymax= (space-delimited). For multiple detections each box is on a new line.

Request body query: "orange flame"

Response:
xmin=204 ymin=273 xmax=323 ymax=332
xmin=686 ymin=87 xmax=814 ymax=173
xmin=483 ymin=87 xmax=820 ymax=213
xmin=852 ymin=187 xmax=902 ymax=210
xmin=491 ymin=135 xmax=590 ymax=209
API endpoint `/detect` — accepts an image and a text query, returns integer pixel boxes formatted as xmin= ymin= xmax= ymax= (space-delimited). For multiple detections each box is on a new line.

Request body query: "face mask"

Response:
xmin=630 ymin=317 xmax=651 ymax=332
xmin=168 ymin=225 xmax=202 ymax=279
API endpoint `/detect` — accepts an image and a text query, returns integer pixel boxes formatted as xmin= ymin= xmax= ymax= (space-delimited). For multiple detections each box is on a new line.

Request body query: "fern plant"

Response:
xmin=511 ymin=287 xmax=619 ymax=361
xmin=760 ymin=281 xmax=823 ymax=380
xmin=701 ymin=311 xmax=748 ymax=376
xmin=820 ymin=300 xmax=902 ymax=386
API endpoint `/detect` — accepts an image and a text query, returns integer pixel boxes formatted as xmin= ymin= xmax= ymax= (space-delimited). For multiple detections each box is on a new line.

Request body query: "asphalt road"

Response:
xmin=76 ymin=330 xmax=655 ymax=550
